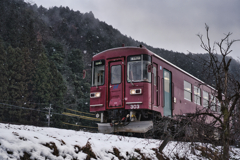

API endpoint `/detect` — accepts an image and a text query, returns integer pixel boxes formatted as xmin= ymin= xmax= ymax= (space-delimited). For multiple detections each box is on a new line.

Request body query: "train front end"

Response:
xmin=90 ymin=47 xmax=155 ymax=134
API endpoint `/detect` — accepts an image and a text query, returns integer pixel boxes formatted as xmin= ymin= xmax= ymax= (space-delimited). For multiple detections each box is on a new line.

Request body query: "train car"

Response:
xmin=89 ymin=46 xmax=218 ymax=134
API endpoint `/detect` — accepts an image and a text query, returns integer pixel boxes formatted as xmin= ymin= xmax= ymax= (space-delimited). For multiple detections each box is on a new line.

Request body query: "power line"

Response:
xmin=0 ymin=99 xmax=55 ymax=106
xmin=65 ymin=108 xmax=95 ymax=116
xmin=62 ymin=112 xmax=100 ymax=121
xmin=0 ymin=102 xmax=49 ymax=114
xmin=62 ymin=122 xmax=97 ymax=129
xmin=0 ymin=103 xmax=95 ymax=120
xmin=0 ymin=99 xmax=94 ymax=116
xmin=0 ymin=102 xmax=99 ymax=129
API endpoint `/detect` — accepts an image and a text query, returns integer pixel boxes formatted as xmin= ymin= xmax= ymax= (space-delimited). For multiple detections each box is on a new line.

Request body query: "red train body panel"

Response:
xmin=90 ymin=46 xmax=217 ymax=133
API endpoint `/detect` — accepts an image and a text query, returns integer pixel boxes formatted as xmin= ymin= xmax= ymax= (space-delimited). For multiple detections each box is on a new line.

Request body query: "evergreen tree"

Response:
xmin=6 ymin=46 xmax=26 ymax=123
xmin=0 ymin=38 xmax=9 ymax=122
xmin=68 ymin=49 xmax=83 ymax=74
xmin=49 ymin=61 xmax=66 ymax=127
xmin=0 ymin=38 xmax=8 ymax=101
xmin=19 ymin=47 xmax=37 ymax=124
xmin=33 ymin=51 xmax=52 ymax=103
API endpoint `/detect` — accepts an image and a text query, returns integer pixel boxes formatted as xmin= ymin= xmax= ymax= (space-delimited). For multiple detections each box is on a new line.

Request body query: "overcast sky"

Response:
xmin=28 ymin=0 xmax=240 ymax=59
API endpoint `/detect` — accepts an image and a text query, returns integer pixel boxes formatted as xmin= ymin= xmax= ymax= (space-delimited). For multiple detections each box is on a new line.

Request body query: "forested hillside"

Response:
xmin=0 ymin=0 xmax=239 ymax=129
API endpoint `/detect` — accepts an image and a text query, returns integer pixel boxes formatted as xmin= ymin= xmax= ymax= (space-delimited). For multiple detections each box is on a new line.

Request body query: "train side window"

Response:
xmin=111 ymin=65 xmax=121 ymax=84
xmin=217 ymin=101 xmax=221 ymax=113
xmin=184 ymin=81 xmax=192 ymax=101
xmin=210 ymin=95 xmax=216 ymax=111
xmin=203 ymin=91 xmax=209 ymax=107
xmin=153 ymin=66 xmax=156 ymax=86
xmin=194 ymin=86 xmax=201 ymax=105
xmin=164 ymin=71 xmax=170 ymax=92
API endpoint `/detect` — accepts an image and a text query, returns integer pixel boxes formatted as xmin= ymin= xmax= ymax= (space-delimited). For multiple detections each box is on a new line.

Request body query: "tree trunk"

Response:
xmin=159 ymin=134 xmax=172 ymax=153
xmin=222 ymin=112 xmax=230 ymax=160
xmin=222 ymin=129 xmax=230 ymax=160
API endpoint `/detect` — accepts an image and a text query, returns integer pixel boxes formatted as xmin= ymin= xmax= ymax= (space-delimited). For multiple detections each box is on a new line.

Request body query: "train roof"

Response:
xmin=93 ymin=46 xmax=215 ymax=91
xmin=150 ymin=49 xmax=216 ymax=91
xmin=93 ymin=46 xmax=149 ymax=58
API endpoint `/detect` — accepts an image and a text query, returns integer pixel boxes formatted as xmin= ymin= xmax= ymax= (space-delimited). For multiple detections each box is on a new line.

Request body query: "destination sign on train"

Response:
xmin=130 ymin=56 xmax=141 ymax=61
xmin=95 ymin=61 xmax=104 ymax=65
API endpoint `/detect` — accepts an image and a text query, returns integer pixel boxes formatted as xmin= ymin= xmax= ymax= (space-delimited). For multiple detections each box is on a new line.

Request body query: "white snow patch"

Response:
xmin=0 ymin=123 xmax=240 ymax=159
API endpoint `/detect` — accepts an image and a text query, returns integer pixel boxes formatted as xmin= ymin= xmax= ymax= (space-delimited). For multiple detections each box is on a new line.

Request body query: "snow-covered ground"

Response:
xmin=0 ymin=123 xmax=240 ymax=160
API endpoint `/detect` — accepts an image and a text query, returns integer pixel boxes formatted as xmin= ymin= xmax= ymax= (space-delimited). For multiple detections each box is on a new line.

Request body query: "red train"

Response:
xmin=89 ymin=46 xmax=218 ymax=134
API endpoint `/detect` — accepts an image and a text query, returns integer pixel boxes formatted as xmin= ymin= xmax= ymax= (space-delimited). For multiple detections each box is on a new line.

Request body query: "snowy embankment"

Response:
xmin=0 ymin=123 xmax=240 ymax=160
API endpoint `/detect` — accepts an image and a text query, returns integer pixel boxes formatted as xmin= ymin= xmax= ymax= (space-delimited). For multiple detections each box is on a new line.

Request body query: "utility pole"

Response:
xmin=45 ymin=104 xmax=52 ymax=127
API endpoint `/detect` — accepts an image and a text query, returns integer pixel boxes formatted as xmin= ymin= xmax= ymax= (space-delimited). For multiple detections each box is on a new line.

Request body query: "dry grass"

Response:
xmin=42 ymin=142 xmax=59 ymax=157
xmin=194 ymin=145 xmax=220 ymax=160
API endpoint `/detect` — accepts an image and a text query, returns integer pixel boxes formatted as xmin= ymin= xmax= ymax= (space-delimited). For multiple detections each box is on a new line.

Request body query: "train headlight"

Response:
xmin=96 ymin=113 xmax=100 ymax=118
xmin=130 ymin=89 xmax=142 ymax=95
xmin=90 ymin=92 xmax=101 ymax=98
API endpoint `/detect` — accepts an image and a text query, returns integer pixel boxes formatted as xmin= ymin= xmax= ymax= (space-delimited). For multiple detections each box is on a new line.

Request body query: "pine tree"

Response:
xmin=0 ymin=38 xmax=9 ymax=122
xmin=19 ymin=47 xmax=36 ymax=124
xmin=34 ymin=52 xmax=52 ymax=103
xmin=6 ymin=46 xmax=26 ymax=123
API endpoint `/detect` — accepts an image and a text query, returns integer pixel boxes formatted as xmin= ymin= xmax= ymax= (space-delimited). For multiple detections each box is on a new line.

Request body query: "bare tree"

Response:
xmin=193 ymin=24 xmax=240 ymax=159
xmin=156 ymin=24 xmax=240 ymax=159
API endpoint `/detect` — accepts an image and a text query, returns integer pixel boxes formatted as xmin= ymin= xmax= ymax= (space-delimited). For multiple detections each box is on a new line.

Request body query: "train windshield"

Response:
xmin=127 ymin=54 xmax=151 ymax=83
xmin=92 ymin=60 xmax=105 ymax=86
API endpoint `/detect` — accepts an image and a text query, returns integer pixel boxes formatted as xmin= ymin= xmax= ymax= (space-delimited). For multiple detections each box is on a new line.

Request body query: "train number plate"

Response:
xmin=130 ymin=105 xmax=139 ymax=109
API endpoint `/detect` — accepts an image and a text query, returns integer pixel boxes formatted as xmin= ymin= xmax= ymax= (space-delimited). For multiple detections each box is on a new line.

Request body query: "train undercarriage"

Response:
xmin=96 ymin=109 xmax=221 ymax=143
xmin=97 ymin=109 xmax=155 ymax=134
xmin=96 ymin=109 xmax=182 ymax=138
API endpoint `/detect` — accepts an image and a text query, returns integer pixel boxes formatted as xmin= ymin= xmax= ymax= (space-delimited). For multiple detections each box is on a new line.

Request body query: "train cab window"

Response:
xmin=203 ymin=91 xmax=209 ymax=107
xmin=184 ymin=81 xmax=192 ymax=101
xmin=92 ymin=60 xmax=105 ymax=86
xmin=127 ymin=54 xmax=151 ymax=83
xmin=194 ymin=86 xmax=201 ymax=105
xmin=111 ymin=65 xmax=121 ymax=84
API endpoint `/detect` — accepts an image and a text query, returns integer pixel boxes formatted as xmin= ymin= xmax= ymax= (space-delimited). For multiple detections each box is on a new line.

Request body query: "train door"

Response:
xmin=152 ymin=63 xmax=159 ymax=107
xmin=107 ymin=58 xmax=125 ymax=109
xmin=163 ymin=69 xmax=172 ymax=117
